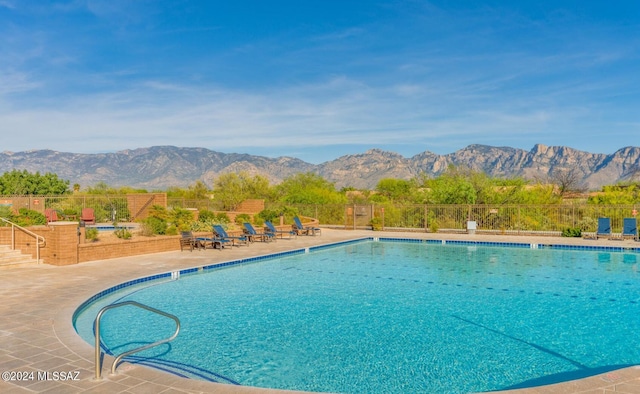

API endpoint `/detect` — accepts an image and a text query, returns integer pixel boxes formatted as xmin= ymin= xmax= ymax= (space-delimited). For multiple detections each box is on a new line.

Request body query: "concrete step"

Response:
xmin=0 ymin=245 xmax=39 ymax=269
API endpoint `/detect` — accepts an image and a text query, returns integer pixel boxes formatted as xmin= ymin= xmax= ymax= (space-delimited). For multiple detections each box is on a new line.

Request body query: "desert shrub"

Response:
xmin=114 ymin=227 xmax=132 ymax=239
xmin=198 ymin=209 xmax=216 ymax=222
xmin=235 ymin=213 xmax=251 ymax=225
xmin=138 ymin=222 xmax=156 ymax=236
xmin=143 ymin=216 xmax=167 ymax=235
xmin=85 ymin=227 xmax=99 ymax=241
xmin=370 ymin=216 xmax=383 ymax=231
xmin=165 ymin=224 xmax=178 ymax=236
xmin=257 ymin=209 xmax=280 ymax=223
xmin=214 ymin=212 xmax=231 ymax=224
xmin=0 ymin=205 xmax=13 ymax=220
xmin=13 ymin=208 xmax=46 ymax=226
xmin=561 ymin=227 xmax=582 ymax=237
xmin=169 ymin=207 xmax=194 ymax=231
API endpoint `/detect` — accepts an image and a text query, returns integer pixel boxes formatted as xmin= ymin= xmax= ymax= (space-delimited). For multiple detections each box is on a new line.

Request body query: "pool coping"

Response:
xmin=2 ymin=229 xmax=640 ymax=393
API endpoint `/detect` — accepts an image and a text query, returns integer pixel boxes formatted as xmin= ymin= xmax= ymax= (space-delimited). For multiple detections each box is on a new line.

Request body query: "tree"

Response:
xmin=187 ymin=180 xmax=210 ymax=200
xmin=275 ymin=173 xmax=347 ymax=204
xmin=213 ymin=172 xmax=273 ymax=210
xmin=375 ymin=178 xmax=416 ymax=202
xmin=0 ymin=170 xmax=70 ymax=195
xmin=549 ymin=169 xmax=587 ymax=196
xmin=426 ymin=166 xmax=478 ymax=204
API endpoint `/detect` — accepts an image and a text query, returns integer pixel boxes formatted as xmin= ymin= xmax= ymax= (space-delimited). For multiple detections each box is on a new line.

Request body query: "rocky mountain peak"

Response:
xmin=0 ymin=144 xmax=638 ymax=190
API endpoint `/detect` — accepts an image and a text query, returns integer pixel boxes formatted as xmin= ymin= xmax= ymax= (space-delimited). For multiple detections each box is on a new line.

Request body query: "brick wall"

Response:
xmin=236 ymin=199 xmax=264 ymax=213
xmin=127 ymin=193 xmax=167 ymax=220
xmin=46 ymin=222 xmax=79 ymax=265
xmin=78 ymin=235 xmax=181 ymax=263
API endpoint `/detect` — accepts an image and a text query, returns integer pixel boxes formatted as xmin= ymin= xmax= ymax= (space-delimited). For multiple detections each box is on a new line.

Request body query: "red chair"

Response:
xmin=45 ymin=209 xmax=59 ymax=223
xmin=81 ymin=208 xmax=96 ymax=224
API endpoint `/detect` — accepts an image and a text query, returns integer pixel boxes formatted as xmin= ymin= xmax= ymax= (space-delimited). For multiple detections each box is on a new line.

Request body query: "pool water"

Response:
xmin=74 ymin=240 xmax=640 ymax=393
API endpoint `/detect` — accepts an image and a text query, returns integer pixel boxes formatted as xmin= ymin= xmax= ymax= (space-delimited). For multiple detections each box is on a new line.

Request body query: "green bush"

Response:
xmin=85 ymin=227 xmax=99 ymax=241
xmin=198 ymin=209 xmax=216 ymax=222
xmin=257 ymin=209 xmax=280 ymax=223
xmin=14 ymin=208 xmax=47 ymax=226
xmin=114 ymin=227 xmax=132 ymax=239
xmin=214 ymin=212 xmax=231 ymax=224
xmin=561 ymin=227 xmax=582 ymax=237
xmin=370 ymin=217 xmax=383 ymax=231
xmin=235 ymin=213 xmax=251 ymax=225
xmin=143 ymin=216 xmax=167 ymax=235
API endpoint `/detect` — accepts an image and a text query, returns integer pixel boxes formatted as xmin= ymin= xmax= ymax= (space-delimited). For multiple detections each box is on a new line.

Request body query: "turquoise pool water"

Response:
xmin=74 ymin=239 xmax=640 ymax=393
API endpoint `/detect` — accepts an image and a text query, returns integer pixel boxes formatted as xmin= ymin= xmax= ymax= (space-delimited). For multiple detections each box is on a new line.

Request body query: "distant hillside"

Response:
xmin=1 ymin=144 xmax=639 ymax=190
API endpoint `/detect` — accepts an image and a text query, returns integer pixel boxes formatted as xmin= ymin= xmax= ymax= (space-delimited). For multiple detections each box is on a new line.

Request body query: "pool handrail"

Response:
xmin=94 ymin=301 xmax=181 ymax=380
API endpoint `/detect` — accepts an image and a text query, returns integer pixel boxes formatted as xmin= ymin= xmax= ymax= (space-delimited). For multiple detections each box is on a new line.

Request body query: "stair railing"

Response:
xmin=0 ymin=217 xmax=45 ymax=263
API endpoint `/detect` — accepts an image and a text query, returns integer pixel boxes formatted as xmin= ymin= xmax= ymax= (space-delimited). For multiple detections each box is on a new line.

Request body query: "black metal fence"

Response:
xmin=2 ymin=195 xmax=638 ymax=235
xmin=269 ymin=203 xmax=639 ymax=235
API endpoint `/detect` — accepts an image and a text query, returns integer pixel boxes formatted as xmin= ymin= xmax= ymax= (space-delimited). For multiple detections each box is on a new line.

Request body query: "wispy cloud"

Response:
xmin=0 ymin=1 xmax=638 ymax=161
xmin=0 ymin=0 xmax=15 ymax=10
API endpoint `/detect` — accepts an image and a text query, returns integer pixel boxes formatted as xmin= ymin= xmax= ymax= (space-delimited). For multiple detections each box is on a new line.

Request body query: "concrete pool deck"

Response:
xmin=1 ymin=229 xmax=640 ymax=394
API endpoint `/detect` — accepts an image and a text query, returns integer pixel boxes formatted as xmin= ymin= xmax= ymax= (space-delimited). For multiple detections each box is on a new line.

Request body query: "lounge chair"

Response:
xmin=293 ymin=216 xmax=321 ymax=236
xmin=45 ymin=208 xmax=59 ymax=223
xmin=265 ymin=221 xmax=296 ymax=239
xmin=180 ymin=231 xmax=202 ymax=251
xmin=596 ymin=217 xmax=612 ymax=239
xmin=180 ymin=231 xmax=223 ymax=251
xmin=623 ymin=218 xmax=638 ymax=240
xmin=212 ymin=225 xmax=249 ymax=247
xmin=81 ymin=208 xmax=96 ymax=225
xmin=243 ymin=222 xmax=275 ymax=242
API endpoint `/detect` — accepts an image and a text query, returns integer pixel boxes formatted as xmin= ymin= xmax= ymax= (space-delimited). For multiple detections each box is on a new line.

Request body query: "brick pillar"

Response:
xmin=46 ymin=222 xmax=79 ymax=265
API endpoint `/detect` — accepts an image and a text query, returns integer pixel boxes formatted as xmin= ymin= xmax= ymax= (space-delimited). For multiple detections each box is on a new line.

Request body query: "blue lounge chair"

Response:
xmin=212 ymin=225 xmax=249 ymax=247
xmin=293 ymin=216 xmax=321 ymax=236
xmin=623 ymin=218 xmax=638 ymax=240
xmin=243 ymin=222 xmax=275 ymax=242
xmin=265 ymin=221 xmax=296 ymax=239
xmin=596 ymin=217 xmax=612 ymax=239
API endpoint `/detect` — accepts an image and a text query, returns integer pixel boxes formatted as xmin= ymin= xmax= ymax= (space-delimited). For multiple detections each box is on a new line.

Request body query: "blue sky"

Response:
xmin=1 ymin=1 xmax=639 ymax=163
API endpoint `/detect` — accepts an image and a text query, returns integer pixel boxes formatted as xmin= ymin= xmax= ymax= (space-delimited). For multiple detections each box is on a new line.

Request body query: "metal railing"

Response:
xmin=0 ymin=217 xmax=45 ymax=263
xmin=269 ymin=203 xmax=640 ymax=234
xmin=94 ymin=301 xmax=181 ymax=380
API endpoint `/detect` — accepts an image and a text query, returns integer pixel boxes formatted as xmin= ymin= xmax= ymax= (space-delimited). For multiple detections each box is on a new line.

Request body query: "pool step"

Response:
xmin=0 ymin=245 xmax=39 ymax=269
xmin=125 ymin=356 xmax=239 ymax=385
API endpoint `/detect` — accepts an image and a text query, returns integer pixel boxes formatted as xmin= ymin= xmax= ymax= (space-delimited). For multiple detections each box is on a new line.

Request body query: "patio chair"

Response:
xmin=212 ymin=225 xmax=249 ymax=247
xmin=81 ymin=208 xmax=96 ymax=225
xmin=596 ymin=217 xmax=612 ymax=239
xmin=45 ymin=208 xmax=59 ymax=223
xmin=180 ymin=231 xmax=224 ymax=251
xmin=265 ymin=221 xmax=296 ymax=239
xmin=243 ymin=222 xmax=275 ymax=242
xmin=623 ymin=218 xmax=638 ymax=241
xmin=293 ymin=216 xmax=321 ymax=236
xmin=180 ymin=231 xmax=202 ymax=252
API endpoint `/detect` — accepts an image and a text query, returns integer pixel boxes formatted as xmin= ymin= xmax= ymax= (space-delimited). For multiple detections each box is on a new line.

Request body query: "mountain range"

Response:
xmin=1 ymin=144 xmax=639 ymax=191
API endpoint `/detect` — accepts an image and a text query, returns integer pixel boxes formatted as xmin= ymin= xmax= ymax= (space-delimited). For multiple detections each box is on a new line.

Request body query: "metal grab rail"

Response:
xmin=94 ymin=301 xmax=181 ymax=380
xmin=0 ymin=217 xmax=45 ymax=263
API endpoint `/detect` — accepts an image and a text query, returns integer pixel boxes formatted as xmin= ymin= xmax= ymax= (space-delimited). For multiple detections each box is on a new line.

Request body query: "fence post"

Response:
xmin=353 ymin=204 xmax=356 ymax=230
xmin=424 ymin=205 xmax=428 ymax=233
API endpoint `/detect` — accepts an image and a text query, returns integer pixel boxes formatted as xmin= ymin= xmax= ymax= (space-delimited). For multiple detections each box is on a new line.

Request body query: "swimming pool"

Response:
xmin=73 ymin=239 xmax=640 ymax=393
